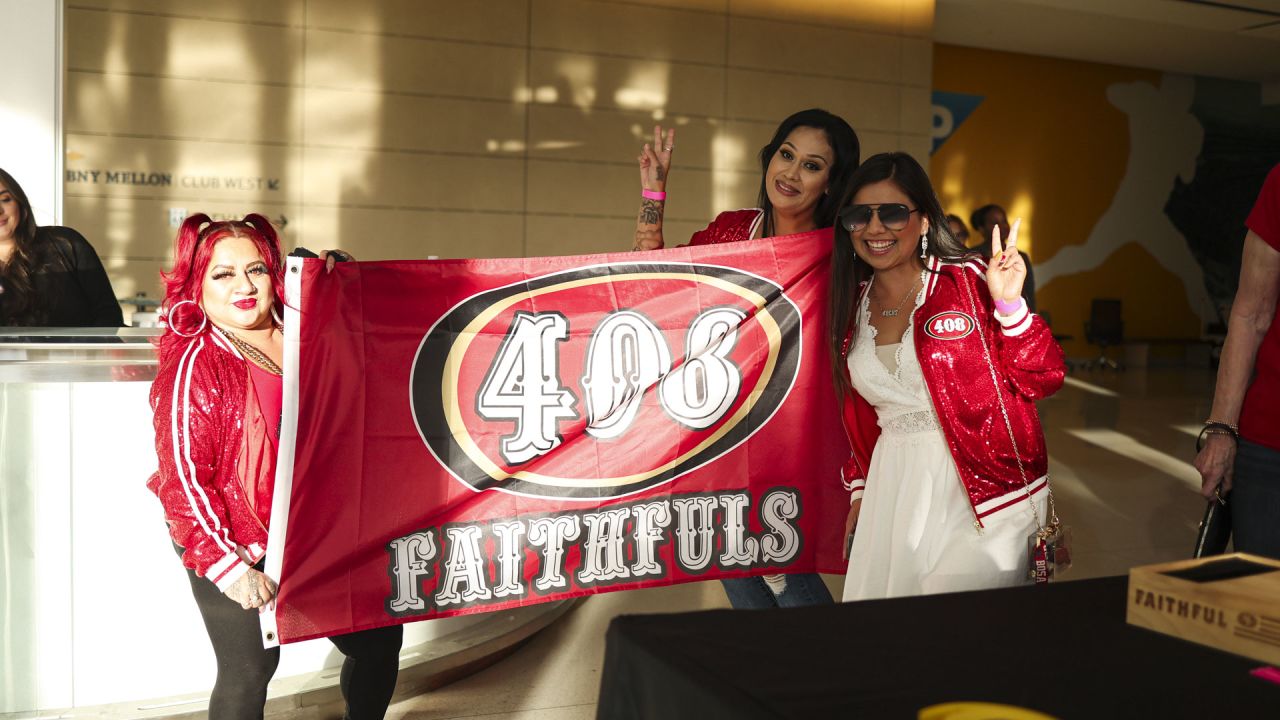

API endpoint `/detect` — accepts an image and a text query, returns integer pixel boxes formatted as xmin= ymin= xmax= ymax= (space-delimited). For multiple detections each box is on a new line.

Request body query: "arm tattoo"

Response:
xmin=639 ymin=198 xmax=664 ymax=225
xmin=655 ymin=164 xmax=665 ymax=182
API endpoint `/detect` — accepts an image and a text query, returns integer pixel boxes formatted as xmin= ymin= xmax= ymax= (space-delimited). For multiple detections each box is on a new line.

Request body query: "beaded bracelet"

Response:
xmin=1196 ymin=421 xmax=1239 ymax=452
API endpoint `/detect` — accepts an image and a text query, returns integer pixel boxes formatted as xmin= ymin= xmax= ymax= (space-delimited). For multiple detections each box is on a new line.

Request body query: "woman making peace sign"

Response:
xmin=628 ymin=109 xmax=861 ymax=609
xmin=829 ymin=153 xmax=1066 ymax=600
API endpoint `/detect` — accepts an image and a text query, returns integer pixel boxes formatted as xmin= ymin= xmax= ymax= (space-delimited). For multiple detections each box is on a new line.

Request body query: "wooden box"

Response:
xmin=1127 ymin=553 xmax=1280 ymax=665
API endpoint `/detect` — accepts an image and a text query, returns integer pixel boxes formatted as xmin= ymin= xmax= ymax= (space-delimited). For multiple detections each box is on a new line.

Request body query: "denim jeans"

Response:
xmin=720 ymin=573 xmax=833 ymax=609
xmin=1233 ymin=438 xmax=1280 ymax=560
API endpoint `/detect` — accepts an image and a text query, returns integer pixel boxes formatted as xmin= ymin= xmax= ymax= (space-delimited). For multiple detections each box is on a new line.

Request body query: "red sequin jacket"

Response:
xmin=840 ymin=256 xmax=1066 ymax=527
xmin=147 ymin=330 xmax=276 ymax=591
xmin=687 ymin=208 xmax=764 ymax=245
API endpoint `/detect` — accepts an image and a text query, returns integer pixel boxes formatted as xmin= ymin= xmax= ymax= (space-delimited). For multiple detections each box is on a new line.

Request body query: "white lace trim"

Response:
xmin=879 ymin=409 xmax=942 ymax=435
xmin=848 ymin=270 xmax=934 ymax=414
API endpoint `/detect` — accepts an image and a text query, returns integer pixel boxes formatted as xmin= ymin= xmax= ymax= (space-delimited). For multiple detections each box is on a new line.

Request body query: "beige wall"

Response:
xmin=64 ymin=0 xmax=934 ymax=300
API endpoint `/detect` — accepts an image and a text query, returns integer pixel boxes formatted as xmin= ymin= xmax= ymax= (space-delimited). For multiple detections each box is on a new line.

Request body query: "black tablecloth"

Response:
xmin=598 ymin=577 xmax=1278 ymax=719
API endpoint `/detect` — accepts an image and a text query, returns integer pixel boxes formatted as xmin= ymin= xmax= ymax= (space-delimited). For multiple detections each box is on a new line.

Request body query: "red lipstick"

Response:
xmin=233 ymin=299 xmax=257 ymax=310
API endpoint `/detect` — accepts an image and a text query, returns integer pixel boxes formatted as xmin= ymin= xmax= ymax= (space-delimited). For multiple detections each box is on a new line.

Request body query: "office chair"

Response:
xmin=1084 ymin=299 xmax=1123 ymax=371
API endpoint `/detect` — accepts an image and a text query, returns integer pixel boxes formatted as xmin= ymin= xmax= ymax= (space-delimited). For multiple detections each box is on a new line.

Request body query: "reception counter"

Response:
xmin=1 ymin=329 xmax=571 ymax=718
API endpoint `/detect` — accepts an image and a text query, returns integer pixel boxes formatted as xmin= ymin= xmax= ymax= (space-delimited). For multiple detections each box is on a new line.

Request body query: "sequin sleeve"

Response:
xmin=148 ymin=336 xmax=250 ymax=592
xmin=686 ymin=209 xmax=763 ymax=246
xmin=964 ymin=264 xmax=1066 ymax=401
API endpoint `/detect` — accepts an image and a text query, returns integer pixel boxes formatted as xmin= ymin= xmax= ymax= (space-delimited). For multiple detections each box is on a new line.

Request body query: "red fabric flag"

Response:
xmin=264 ymin=231 xmax=850 ymax=644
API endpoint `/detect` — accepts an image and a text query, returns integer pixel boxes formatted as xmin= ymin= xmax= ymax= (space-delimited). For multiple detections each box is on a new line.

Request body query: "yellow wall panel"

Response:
xmin=527 ymin=158 xmax=721 ymax=226
xmin=527 ymin=106 xmax=717 ymax=169
xmin=526 ymin=215 xmax=635 ymax=257
xmin=727 ymin=16 xmax=901 ymax=83
xmin=300 ymin=148 xmax=523 ymax=211
xmin=899 ymin=134 xmax=931 ymax=165
xmin=527 ymin=160 xmax=644 ymax=218
xmin=529 ymin=50 xmax=725 ymax=118
xmin=300 ymin=207 xmax=525 ymax=260
xmin=530 ymin=215 xmax=755 ymax=257
xmin=305 ymin=29 xmax=525 ymax=100
xmin=901 ymin=37 xmax=932 ymax=87
xmin=67 ymin=8 xmax=301 ymax=84
xmin=531 ymin=0 xmax=726 ymax=65
xmin=899 ymin=85 xmax=931 ymax=135
xmin=729 ymin=0 xmax=929 ymax=35
xmin=624 ymin=0 xmax=728 ymax=12
xmin=66 ymin=72 xmax=299 ymax=143
xmin=306 ymin=0 xmax=528 ymax=45
xmin=69 ymin=0 xmax=305 ymax=25
xmin=727 ymin=69 xmax=900 ymax=131
xmin=303 ymin=90 xmax=524 ymax=154
xmin=857 ymin=130 xmax=901 ymax=158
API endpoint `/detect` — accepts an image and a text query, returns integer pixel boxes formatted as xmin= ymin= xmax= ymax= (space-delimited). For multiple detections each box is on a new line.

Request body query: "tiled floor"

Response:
xmin=386 ymin=367 xmax=1217 ymax=720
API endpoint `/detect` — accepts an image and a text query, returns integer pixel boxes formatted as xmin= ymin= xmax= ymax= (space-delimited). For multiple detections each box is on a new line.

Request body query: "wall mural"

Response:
xmin=932 ymin=44 xmax=1280 ymax=356
xmin=1034 ymin=75 xmax=1213 ymax=323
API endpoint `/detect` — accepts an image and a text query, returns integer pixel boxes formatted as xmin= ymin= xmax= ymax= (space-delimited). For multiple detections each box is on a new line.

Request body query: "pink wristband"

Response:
xmin=642 ymin=189 xmax=666 ymax=201
xmin=995 ymin=297 xmax=1025 ymax=315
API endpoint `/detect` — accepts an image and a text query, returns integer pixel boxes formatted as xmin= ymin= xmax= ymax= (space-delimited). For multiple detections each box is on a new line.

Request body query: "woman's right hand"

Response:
xmin=1194 ymin=432 xmax=1237 ymax=499
xmin=633 ymin=125 xmax=674 ymax=251
xmin=638 ymin=125 xmax=675 ymax=193
xmin=225 ymin=567 xmax=278 ymax=612
xmin=842 ymin=498 xmax=862 ymax=560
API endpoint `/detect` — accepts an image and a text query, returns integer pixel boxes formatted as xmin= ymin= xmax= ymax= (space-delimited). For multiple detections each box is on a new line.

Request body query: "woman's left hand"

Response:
xmin=319 ymin=249 xmax=355 ymax=273
xmin=986 ymin=218 xmax=1025 ymax=308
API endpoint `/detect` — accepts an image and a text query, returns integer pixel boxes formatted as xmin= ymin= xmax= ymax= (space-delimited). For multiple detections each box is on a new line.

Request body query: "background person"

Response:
xmin=970 ymin=203 xmax=1036 ymax=312
xmin=1194 ymin=162 xmax=1280 ymax=559
xmin=0 ymin=167 xmax=122 ymax=326
xmin=631 ymin=108 xmax=860 ymax=609
xmin=147 ymin=214 xmax=402 ymax=719
xmin=946 ymin=213 xmax=970 ymax=245
xmin=829 ymin=153 xmax=1066 ymax=600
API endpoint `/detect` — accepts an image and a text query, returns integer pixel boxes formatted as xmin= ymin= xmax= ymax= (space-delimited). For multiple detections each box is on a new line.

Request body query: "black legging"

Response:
xmin=183 ymin=555 xmax=403 ymax=720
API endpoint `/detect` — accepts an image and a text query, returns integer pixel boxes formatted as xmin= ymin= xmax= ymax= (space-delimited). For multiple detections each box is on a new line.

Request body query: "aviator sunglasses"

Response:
xmin=838 ymin=203 xmax=920 ymax=232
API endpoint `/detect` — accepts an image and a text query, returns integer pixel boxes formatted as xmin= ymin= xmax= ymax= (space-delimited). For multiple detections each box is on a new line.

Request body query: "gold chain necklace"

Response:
xmin=214 ymin=325 xmax=283 ymax=376
xmin=875 ymin=278 xmax=921 ymax=318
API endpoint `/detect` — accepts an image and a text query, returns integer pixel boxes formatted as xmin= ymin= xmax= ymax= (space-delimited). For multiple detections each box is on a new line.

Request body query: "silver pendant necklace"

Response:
xmin=878 ymin=278 xmax=921 ymax=318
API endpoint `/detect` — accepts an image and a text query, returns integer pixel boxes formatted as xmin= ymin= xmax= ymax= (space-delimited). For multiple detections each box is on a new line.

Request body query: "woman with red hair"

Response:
xmin=147 ymin=214 xmax=401 ymax=719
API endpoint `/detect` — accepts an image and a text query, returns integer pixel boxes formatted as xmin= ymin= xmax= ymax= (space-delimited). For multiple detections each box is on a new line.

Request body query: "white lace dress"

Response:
xmin=842 ymin=275 xmax=1043 ymax=601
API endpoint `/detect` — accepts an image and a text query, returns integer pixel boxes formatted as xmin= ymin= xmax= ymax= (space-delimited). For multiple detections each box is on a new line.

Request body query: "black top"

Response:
xmin=0 ymin=226 xmax=123 ymax=327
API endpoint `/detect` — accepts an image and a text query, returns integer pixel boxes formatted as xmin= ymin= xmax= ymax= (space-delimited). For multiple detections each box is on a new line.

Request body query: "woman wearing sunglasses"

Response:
xmin=630 ymin=109 xmax=860 ymax=609
xmin=828 ymin=153 xmax=1066 ymax=600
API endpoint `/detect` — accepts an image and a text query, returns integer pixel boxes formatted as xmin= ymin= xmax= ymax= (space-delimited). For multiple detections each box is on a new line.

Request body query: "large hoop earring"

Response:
xmin=271 ymin=305 xmax=283 ymax=328
xmin=166 ymin=299 xmax=207 ymax=337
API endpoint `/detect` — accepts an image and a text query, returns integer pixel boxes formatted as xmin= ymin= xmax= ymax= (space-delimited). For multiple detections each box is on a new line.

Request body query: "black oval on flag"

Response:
xmin=410 ymin=262 xmax=802 ymax=500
